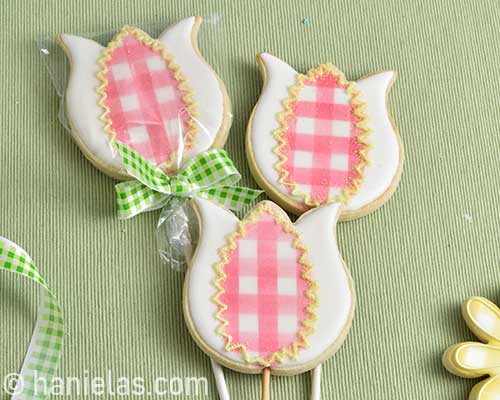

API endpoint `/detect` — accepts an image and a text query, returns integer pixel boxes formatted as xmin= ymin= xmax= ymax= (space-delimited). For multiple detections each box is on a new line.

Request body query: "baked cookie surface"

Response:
xmin=183 ymin=198 xmax=354 ymax=375
xmin=247 ymin=53 xmax=403 ymax=219
xmin=58 ymin=17 xmax=231 ymax=179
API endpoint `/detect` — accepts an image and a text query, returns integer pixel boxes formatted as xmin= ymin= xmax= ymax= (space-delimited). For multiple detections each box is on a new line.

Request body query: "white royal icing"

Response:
xmin=347 ymin=72 xmax=399 ymax=209
xmin=157 ymin=16 xmax=225 ymax=159
xmin=186 ymin=198 xmax=353 ymax=372
xmin=59 ymin=35 xmax=122 ymax=171
xmin=60 ymin=17 xmax=226 ymax=176
xmin=249 ymin=53 xmax=400 ymax=213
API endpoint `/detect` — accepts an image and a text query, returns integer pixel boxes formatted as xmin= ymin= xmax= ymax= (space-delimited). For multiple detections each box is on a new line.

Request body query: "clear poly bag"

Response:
xmin=37 ymin=15 xmax=233 ymax=270
xmin=156 ymin=197 xmax=199 ymax=271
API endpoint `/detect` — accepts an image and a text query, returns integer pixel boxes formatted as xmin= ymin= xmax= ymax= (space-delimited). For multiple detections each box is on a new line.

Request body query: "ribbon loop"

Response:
xmin=115 ymin=142 xmax=262 ymax=219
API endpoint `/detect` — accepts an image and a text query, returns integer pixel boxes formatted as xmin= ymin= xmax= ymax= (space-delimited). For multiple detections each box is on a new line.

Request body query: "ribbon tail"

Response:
xmin=197 ymin=186 xmax=263 ymax=211
xmin=0 ymin=237 xmax=64 ymax=399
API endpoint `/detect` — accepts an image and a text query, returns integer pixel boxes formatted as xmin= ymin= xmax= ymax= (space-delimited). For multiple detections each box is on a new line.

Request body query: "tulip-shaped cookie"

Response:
xmin=58 ymin=16 xmax=231 ymax=179
xmin=183 ymin=198 xmax=354 ymax=399
xmin=247 ymin=53 xmax=403 ymax=220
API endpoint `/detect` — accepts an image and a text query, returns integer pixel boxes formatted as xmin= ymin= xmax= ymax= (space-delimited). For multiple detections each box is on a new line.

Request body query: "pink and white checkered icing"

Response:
xmin=101 ymin=30 xmax=195 ymax=167
xmin=217 ymin=205 xmax=316 ymax=365
xmin=276 ymin=67 xmax=367 ymax=206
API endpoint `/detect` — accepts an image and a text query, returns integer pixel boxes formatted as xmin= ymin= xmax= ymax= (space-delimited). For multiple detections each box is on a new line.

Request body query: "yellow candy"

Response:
xmin=443 ymin=297 xmax=500 ymax=400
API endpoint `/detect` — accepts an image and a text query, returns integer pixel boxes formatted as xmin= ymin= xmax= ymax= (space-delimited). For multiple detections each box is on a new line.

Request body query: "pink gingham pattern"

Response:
xmin=102 ymin=32 xmax=194 ymax=166
xmin=218 ymin=206 xmax=315 ymax=364
xmin=278 ymin=69 xmax=365 ymax=204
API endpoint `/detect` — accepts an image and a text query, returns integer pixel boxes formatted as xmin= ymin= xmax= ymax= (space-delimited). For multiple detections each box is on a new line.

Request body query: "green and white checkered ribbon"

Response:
xmin=115 ymin=142 xmax=262 ymax=219
xmin=0 ymin=237 xmax=63 ymax=399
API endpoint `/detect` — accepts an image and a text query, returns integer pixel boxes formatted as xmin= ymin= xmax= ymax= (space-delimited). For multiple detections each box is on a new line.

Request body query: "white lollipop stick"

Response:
xmin=210 ymin=358 xmax=230 ymax=400
xmin=210 ymin=357 xmax=321 ymax=400
xmin=311 ymin=364 xmax=322 ymax=400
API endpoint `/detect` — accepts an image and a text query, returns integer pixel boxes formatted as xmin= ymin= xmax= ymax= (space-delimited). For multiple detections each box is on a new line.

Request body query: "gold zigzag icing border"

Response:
xmin=96 ymin=25 xmax=199 ymax=171
xmin=272 ymin=63 xmax=371 ymax=207
xmin=212 ymin=201 xmax=319 ymax=368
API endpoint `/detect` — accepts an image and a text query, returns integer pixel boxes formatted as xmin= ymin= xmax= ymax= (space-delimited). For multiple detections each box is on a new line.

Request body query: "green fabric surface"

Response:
xmin=1 ymin=0 xmax=499 ymax=398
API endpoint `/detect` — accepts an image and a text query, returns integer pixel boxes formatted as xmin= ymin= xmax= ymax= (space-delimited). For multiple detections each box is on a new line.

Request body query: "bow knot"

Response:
xmin=114 ymin=142 xmax=262 ymax=219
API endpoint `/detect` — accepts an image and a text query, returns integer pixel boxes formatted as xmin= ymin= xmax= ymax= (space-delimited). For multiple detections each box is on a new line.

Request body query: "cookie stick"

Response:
xmin=262 ymin=368 xmax=270 ymax=400
xmin=311 ymin=364 xmax=322 ymax=400
xmin=211 ymin=359 xmax=230 ymax=400
xmin=212 ymin=363 xmax=321 ymax=400
xmin=261 ymin=366 xmax=319 ymax=400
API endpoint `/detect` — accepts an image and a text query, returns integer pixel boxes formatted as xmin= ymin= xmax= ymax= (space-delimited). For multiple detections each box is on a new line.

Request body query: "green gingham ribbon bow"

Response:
xmin=115 ymin=142 xmax=262 ymax=219
xmin=0 ymin=237 xmax=64 ymax=399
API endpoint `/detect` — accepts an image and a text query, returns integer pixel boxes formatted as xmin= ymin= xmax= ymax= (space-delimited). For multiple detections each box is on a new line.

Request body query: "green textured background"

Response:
xmin=1 ymin=0 xmax=499 ymax=398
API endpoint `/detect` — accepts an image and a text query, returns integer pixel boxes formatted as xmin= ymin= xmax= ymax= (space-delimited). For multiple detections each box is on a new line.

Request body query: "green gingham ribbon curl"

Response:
xmin=115 ymin=142 xmax=263 ymax=219
xmin=0 ymin=237 xmax=63 ymax=399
